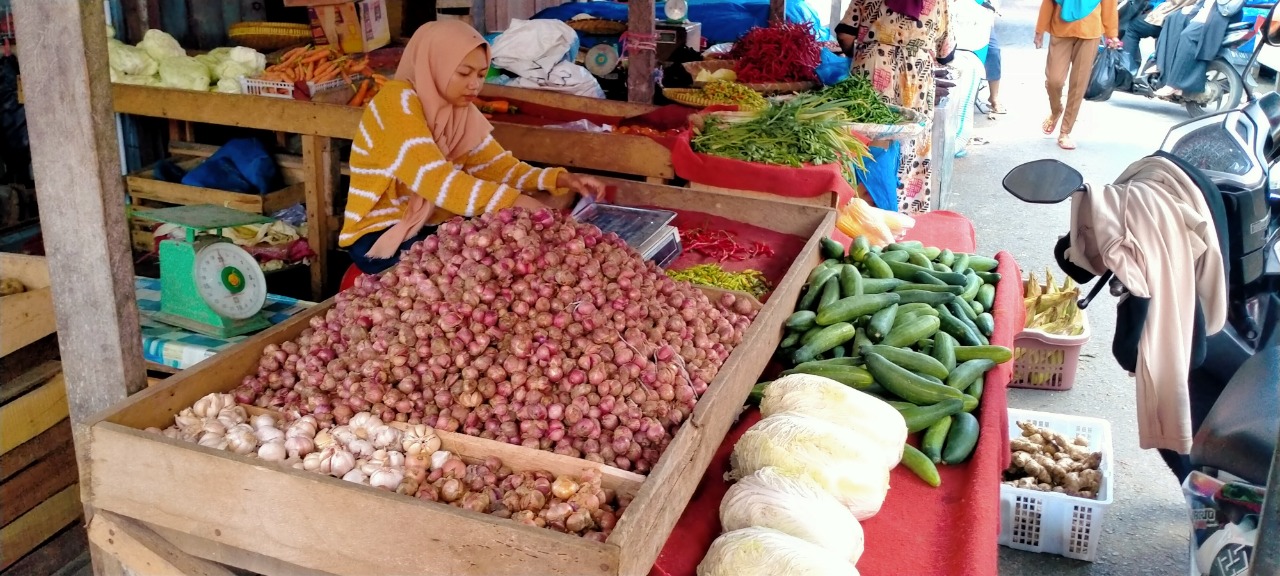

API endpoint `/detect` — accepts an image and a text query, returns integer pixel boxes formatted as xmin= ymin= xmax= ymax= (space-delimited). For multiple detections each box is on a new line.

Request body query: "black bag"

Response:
xmin=1085 ymin=47 xmax=1124 ymax=102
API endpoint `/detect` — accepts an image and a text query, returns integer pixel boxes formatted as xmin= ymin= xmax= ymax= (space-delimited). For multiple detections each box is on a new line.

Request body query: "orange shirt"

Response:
xmin=1036 ymin=0 xmax=1119 ymax=40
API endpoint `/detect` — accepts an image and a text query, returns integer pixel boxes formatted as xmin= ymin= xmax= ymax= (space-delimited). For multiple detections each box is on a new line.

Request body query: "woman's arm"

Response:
xmin=459 ymin=136 xmax=568 ymax=194
xmin=835 ymin=1 xmax=861 ymax=56
xmin=1101 ymin=0 xmax=1120 ymax=40
xmin=1035 ymin=0 xmax=1055 ymax=45
xmin=935 ymin=0 xmax=957 ymax=63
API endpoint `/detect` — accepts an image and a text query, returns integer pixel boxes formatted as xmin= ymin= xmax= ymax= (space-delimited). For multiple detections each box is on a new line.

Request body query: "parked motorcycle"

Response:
xmin=1111 ymin=0 xmax=1273 ymax=117
xmin=1001 ymin=7 xmax=1280 ymax=570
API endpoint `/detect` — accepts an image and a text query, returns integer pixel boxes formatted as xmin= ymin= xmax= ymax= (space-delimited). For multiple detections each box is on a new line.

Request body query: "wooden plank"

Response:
xmin=626 ymin=0 xmax=657 ymax=104
xmin=0 ymin=335 xmax=60 ymax=385
xmin=0 ymin=419 xmax=74 ymax=483
xmin=769 ymin=0 xmax=786 ymax=24
xmin=0 ymin=361 xmax=62 ymax=408
xmin=1 ymin=441 xmax=78 ymax=527
xmin=489 ymin=124 xmax=674 ymax=179
xmin=112 ymin=85 xmax=363 ymax=139
xmin=687 ymin=182 xmax=839 ymax=209
xmin=89 ymin=424 xmax=621 ymax=576
xmin=0 ymin=253 xmax=52 ymax=290
xmin=0 ymin=524 xmax=88 ymax=576
xmin=0 ymin=484 xmax=82 ymax=570
xmin=87 ymin=511 xmax=235 ymax=576
xmin=167 ymin=141 xmax=353 ymax=179
xmin=607 ymin=177 xmax=833 ymax=237
xmin=0 ymin=374 xmax=68 ymax=456
xmin=0 ymin=288 xmax=58 ymax=358
xmin=146 ymin=523 xmax=338 ymax=576
xmin=126 ymin=176 xmax=306 ymax=215
xmin=302 ymin=135 xmax=339 ymax=300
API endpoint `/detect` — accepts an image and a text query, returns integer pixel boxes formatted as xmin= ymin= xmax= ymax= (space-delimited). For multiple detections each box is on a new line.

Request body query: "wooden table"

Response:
xmin=110 ymin=84 xmax=677 ymax=299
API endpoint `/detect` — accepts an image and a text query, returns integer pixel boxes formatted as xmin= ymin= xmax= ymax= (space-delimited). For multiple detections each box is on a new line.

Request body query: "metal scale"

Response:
xmin=135 ymin=205 xmax=272 ymax=338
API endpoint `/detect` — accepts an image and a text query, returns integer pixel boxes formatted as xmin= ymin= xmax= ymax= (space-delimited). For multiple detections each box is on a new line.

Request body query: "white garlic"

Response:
xmin=286 ymin=417 xmax=318 ymax=440
xmin=349 ymin=412 xmax=375 ymax=433
xmin=430 ymin=450 xmax=452 ymax=471
xmin=192 ymin=393 xmax=234 ymax=419
xmin=144 ymin=427 xmax=163 ymax=434
xmin=226 ymin=424 xmax=258 ymax=455
xmin=217 ymin=405 xmax=248 ymax=428
xmin=370 ymin=424 xmax=403 ymax=450
xmin=386 ymin=451 xmax=405 ymax=469
xmin=254 ymin=426 xmax=285 ymax=444
xmin=201 ymin=419 xmax=227 ymax=436
xmin=402 ymin=424 xmax=441 ymax=455
xmin=327 ymin=448 xmax=356 ymax=478
xmin=369 ymin=466 xmax=404 ymax=491
xmin=348 ymin=439 xmax=375 ymax=459
xmin=303 ymin=452 xmax=324 ymax=472
xmin=285 ymin=436 xmax=316 ymax=459
xmin=250 ymin=413 xmax=277 ymax=431
xmin=342 ymin=469 xmax=368 ymax=484
xmin=257 ymin=441 xmax=287 ymax=462
xmin=161 ymin=427 xmax=183 ymax=440
xmin=174 ymin=413 xmax=202 ymax=431
xmin=330 ymin=426 xmax=358 ymax=446
xmin=292 ymin=461 xmax=306 ymax=470
xmin=198 ymin=431 xmax=228 ymax=450
xmin=314 ymin=429 xmax=336 ymax=450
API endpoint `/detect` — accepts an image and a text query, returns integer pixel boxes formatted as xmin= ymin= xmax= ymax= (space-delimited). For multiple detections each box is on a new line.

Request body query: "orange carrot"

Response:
xmin=347 ymin=79 xmax=371 ymax=106
xmin=302 ymin=49 xmax=332 ymax=64
xmin=280 ymin=45 xmax=311 ymax=62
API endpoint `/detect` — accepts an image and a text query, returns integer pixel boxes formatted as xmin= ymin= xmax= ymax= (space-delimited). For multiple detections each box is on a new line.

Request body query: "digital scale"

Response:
xmin=571 ymin=198 xmax=683 ymax=268
xmin=134 ymin=205 xmax=272 ymax=338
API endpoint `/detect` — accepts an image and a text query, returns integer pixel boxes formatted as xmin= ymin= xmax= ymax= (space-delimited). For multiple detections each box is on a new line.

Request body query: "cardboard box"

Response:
xmin=306 ymin=0 xmax=390 ymax=54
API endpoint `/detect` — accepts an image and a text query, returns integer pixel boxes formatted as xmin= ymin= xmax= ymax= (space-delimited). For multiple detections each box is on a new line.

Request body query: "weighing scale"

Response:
xmin=134 ymin=205 xmax=273 ymax=338
xmin=571 ymin=197 xmax=683 ymax=268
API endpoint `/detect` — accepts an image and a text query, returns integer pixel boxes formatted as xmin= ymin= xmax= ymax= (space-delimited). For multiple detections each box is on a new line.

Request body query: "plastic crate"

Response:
xmin=240 ymin=74 xmax=362 ymax=99
xmin=1010 ymin=310 xmax=1090 ymax=390
xmin=999 ymin=408 xmax=1115 ymax=562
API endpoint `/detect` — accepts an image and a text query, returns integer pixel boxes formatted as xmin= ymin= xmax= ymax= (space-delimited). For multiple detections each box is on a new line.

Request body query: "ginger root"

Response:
xmin=1007 ymin=421 xmax=1105 ymax=499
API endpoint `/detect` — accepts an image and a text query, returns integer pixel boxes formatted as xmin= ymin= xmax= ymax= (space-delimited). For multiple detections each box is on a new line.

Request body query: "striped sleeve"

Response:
xmin=460 ymin=137 xmax=569 ymax=194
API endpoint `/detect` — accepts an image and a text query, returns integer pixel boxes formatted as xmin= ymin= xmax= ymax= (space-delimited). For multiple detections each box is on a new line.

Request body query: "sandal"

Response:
xmin=1042 ymin=116 xmax=1059 ymax=135
xmin=1058 ymin=134 xmax=1077 ymax=150
xmin=989 ymin=102 xmax=1008 ymax=114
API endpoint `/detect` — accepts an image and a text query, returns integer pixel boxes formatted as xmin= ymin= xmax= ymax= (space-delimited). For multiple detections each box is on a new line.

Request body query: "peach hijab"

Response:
xmin=367 ymin=20 xmax=495 ymax=260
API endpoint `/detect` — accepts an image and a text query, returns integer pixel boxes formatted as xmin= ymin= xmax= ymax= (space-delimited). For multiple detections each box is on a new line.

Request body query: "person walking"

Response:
xmin=1121 ymin=0 xmax=1197 ymax=75
xmin=1035 ymin=0 xmax=1120 ymax=150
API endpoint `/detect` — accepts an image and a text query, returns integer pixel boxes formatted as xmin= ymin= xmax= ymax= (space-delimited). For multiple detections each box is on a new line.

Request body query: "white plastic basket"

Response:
xmin=240 ymin=74 xmax=362 ymax=99
xmin=999 ymin=408 xmax=1115 ymax=562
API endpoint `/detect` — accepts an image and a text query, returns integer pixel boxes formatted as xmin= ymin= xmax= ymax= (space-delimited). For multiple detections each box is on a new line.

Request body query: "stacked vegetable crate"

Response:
xmin=82 ymin=180 xmax=835 ymax=576
xmin=0 ymin=254 xmax=82 ymax=571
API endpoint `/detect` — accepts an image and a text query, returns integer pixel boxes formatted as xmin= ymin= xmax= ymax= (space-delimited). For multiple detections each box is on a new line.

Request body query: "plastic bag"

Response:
xmin=1085 ymin=47 xmax=1123 ymax=102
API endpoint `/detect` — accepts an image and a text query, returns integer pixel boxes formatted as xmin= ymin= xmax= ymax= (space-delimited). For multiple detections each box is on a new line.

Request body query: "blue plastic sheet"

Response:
xmin=854 ymin=141 xmax=901 ymax=211
xmin=531 ymin=0 xmax=830 ymax=45
xmin=817 ymin=50 xmax=850 ymax=86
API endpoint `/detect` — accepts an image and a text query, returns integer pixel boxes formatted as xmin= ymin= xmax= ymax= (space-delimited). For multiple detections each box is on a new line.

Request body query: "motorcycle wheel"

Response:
xmin=1185 ymin=59 xmax=1244 ymax=117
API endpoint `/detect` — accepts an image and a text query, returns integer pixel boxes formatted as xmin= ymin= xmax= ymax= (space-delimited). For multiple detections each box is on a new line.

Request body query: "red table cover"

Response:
xmin=649 ymin=212 xmax=1023 ymax=576
xmin=670 ymin=131 xmax=859 ymax=208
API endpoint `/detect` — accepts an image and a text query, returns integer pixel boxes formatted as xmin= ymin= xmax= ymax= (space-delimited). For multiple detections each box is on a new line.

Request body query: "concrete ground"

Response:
xmin=943 ymin=0 xmax=1197 ymax=573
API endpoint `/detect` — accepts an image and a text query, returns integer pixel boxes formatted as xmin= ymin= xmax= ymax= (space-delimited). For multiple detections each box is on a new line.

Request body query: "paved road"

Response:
xmin=945 ymin=0 xmax=1199 ymax=573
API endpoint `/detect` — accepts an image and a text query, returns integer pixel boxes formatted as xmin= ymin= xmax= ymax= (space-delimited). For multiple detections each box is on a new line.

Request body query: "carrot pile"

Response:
xmin=261 ymin=45 xmax=370 ymax=85
xmin=346 ymin=75 xmax=387 ymax=107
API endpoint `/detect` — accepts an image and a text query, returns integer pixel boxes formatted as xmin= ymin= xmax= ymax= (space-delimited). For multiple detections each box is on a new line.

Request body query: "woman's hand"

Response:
xmin=557 ymin=172 xmax=609 ymax=200
xmin=512 ymin=194 xmax=550 ymax=212
xmin=1034 ymin=32 xmax=1045 ymax=49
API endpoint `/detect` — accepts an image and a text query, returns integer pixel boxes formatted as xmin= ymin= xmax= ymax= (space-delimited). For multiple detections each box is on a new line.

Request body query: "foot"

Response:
xmin=989 ymin=102 xmax=1008 ymax=114
xmin=1042 ymin=116 xmax=1060 ymax=135
xmin=1058 ymin=134 xmax=1077 ymax=150
xmin=1154 ymin=85 xmax=1177 ymax=97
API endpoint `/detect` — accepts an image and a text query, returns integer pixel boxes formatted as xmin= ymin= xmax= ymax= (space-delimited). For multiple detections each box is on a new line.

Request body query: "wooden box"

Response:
xmin=85 ymin=180 xmax=835 ymax=576
xmin=125 ymin=157 xmax=306 ymax=216
xmin=0 ymin=254 xmax=56 ymax=358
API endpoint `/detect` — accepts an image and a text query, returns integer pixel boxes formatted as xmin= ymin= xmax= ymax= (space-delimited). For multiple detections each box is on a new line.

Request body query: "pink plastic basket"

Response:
xmin=1010 ymin=312 xmax=1090 ymax=391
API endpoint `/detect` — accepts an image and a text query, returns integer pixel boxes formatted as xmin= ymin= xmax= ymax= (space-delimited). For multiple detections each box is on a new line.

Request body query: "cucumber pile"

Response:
xmin=774 ymin=236 xmax=1014 ymax=487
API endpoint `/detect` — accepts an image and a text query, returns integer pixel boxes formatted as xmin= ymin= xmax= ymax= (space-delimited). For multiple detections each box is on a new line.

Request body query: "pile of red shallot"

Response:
xmin=233 ymin=208 xmax=759 ymax=473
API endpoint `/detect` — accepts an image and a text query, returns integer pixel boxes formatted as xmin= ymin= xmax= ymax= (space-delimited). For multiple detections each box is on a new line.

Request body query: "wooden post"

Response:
xmin=627 ymin=0 xmax=656 ymax=104
xmin=769 ymin=0 xmax=786 ymax=25
xmin=11 ymin=0 xmax=147 ymax=483
xmin=302 ymin=135 xmax=338 ymax=300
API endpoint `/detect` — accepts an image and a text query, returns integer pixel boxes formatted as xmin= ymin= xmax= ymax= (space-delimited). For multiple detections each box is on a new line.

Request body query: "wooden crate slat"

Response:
xmin=125 ymin=176 xmax=306 ymax=215
xmin=1 ymin=441 xmax=77 ymax=527
xmin=0 ymin=373 xmax=68 ymax=456
xmin=0 ymin=484 xmax=81 ymax=571
xmin=0 ymin=524 xmax=88 ymax=576
xmin=87 ymin=511 xmax=236 ymax=576
xmin=0 ymin=419 xmax=73 ymax=483
xmin=146 ymin=522 xmax=336 ymax=576
xmin=0 ymin=361 xmax=63 ymax=406
xmin=490 ymin=124 xmax=674 ymax=179
xmin=0 ymin=288 xmax=57 ymax=359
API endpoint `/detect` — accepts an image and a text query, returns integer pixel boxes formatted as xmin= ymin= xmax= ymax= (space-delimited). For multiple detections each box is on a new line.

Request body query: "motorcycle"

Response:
xmin=1111 ymin=0 xmax=1272 ymax=117
xmin=1001 ymin=6 xmax=1280 ymax=571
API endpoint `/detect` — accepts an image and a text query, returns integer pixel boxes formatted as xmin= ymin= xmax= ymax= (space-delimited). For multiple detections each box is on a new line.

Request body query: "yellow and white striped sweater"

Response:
xmin=339 ymin=80 xmax=567 ymax=247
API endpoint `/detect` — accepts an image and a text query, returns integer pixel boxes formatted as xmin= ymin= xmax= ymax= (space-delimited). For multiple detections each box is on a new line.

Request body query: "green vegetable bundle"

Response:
xmin=690 ymin=97 xmax=873 ymax=178
xmin=813 ymin=74 xmax=902 ymax=124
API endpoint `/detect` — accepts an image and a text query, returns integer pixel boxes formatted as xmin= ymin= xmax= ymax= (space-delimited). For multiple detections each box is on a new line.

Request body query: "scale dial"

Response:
xmin=192 ymin=242 xmax=267 ymax=320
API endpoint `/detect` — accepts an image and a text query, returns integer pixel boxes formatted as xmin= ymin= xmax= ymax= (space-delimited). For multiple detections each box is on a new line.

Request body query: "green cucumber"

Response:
xmin=852 ymin=327 xmax=872 ymax=354
xmin=936 ymin=306 xmax=983 ymax=346
xmin=782 ymin=364 xmax=875 ymax=389
xmin=912 ymin=270 xmax=948 ymax=286
xmin=894 ymin=282 xmax=964 ymax=295
xmin=818 ymin=277 xmax=842 ymax=311
xmin=951 ymin=253 xmax=971 ymax=274
xmin=976 ymin=284 xmax=996 ymax=311
xmin=975 ymin=271 xmax=1002 ymax=284
xmin=784 ymin=310 xmax=817 ymax=331
xmin=953 ymin=345 xmax=1014 ymax=364
xmin=897 ymin=302 xmax=941 ymax=316
xmin=862 ymin=278 xmax=907 ymax=294
xmin=962 ymin=393 xmax=979 ymax=412
xmin=796 ymin=277 xmax=828 ymax=312
xmin=792 ymin=322 xmax=856 ymax=364
xmin=863 ymin=253 xmax=893 ymax=279
xmin=779 ymin=332 xmax=800 ymax=349
xmin=808 ymin=265 xmax=841 ymax=293
xmin=933 ymin=262 xmax=953 ymax=273
xmin=887 ymin=241 xmax=925 ymax=251
xmin=975 ymin=313 xmax=995 ymax=337
xmin=895 ymin=290 xmax=957 ymax=306
xmin=967 ymin=378 xmax=984 ymax=403
xmin=806 ymin=261 xmax=835 ymax=284
xmin=839 ymin=264 xmax=864 ymax=297
xmin=942 ymin=412 xmax=980 ymax=464
xmin=901 ymin=444 xmax=941 ymax=487
xmin=923 ymin=246 xmax=942 ymax=260
xmin=967 ymin=255 xmax=1000 ymax=272
xmin=880 ymin=250 xmax=911 ymax=263
xmin=830 ymin=345 xmax=847 ymax=358
xmin=972 ymin=301 xmax=986 ymax=314
xmin=880 ymin=315 xmax=940 ymax=348
xmin=820 ymin=237 xmax=845 ymax=260
xmin=867 ymin=304 xmax=899 ymax=341
xmin=792 ymin=357 xmax=863 ymax=369
xmin=886 ymin=400 xmax=917 ymax=410
xmin=922 ymin=415 xmax=953 ymax=463
xmin=800 ymin=326 xmax=824 ymax=346
xmin=891 ymin=310 xmax=924 ymax=331
xmin=850 ymin=236 xmax=872 ymax=262
xmin=949 ymin=298 xmax=978 ymax=321
xmin=815 ymin=293 xmax=901 ymax=326
xmin=938 ymin=249 xmax=955 ymax=267
xmin=932 ymin=332 xmax=958 ymax=373
xmin=960 ymin=273 xmax=983 ymax=302
xmin=907 ymin=250 xmax=934 ymax=269
xmin=863 ymin=344 xmax=949 ymax=381
xmin=864 ymin=352 xmax=965 ymax=406
xmin=885 ymin=259 xmax=931 ymax=280
xmin=900 ymin=398 xmax=964 ymax=433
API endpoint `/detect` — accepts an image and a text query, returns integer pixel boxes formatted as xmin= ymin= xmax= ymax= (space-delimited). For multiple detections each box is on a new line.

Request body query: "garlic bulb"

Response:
xmin=349 ymin=412 xmax=376 ymax=434
xmin=303 ymin=452 xmax=324 ymax=472
xmin=201 ymin=419 xmax=227 ymax=436
xmin=217 ymin=405 xmax=248 ymax=429
xmin=316 ymin=447 xmax=356 ymax=477
xmin=161 ymin=427 xmax=182 ymax=440
xmin=286 ymin=417 xmax=318 ymax=440
xmin=402 ymin=424 xmax=441 ymax=454
xmin=285 ymin=436 xmax=316 ymax=459
xmin=250 ymin=413 xmax=277 ymax=431
xmin=226 ymin=424 xmax=258 ymax=455
xmin=370 ymin=424 xmax=402 ymax=450
xmin=198 ymin=431 xmax=228 ymax=451
xmin=192 ymin=393 xmax=234 ymax=419
xmin=254 ymin=426 xmax=285 ymax=444
xmin=330 ymin=426 xmax=358 ymax=446
xmin=430 ymin=450 xmax=452 ymax=471
xmin=314 ymin=429 xmax=336 ymax=450
xmin=369 ymin=466 xmax=404 ymax=491
xmin=292 ymin=461 xmax=306 ymax=470
xmin=145 ymin=427 xmax=163 ymax=434
xmin=174 ymin=413 xmax=202 ymax=431
xmin=386 ymin=451 xmax=405 ymax=469
xmin=257 ymin=441 xmax=287 ymax=462
xmin=342 ymin=469 xmax=368 ymax=484
xmin=347 ymin=439 xmax=375 ymax=459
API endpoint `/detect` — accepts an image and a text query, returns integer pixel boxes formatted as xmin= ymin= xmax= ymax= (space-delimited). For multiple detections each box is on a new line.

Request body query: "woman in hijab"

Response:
xmin=1034 ymin=0 xmax=1119 ymax=150
xmin=835 ymin=0 xmax=956 ymax=214
xmin=340 ymin=20 xmax=607 ymax=274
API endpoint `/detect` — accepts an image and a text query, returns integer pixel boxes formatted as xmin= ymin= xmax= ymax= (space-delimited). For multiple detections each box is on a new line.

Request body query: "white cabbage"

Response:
xmin=697 ymin=527 xmax=860 ymax=576
xmin=730 ymin=412 xmax=891 ymax=520
xmin=227 ymin=46 xmax=266 ymax=75
xmin=760 ymin=374 xmax=908 ymax=468
xmin=158 ymin=56 xmax=211 ymax=91
xmin=215 ymin=77 xmax=243 ymax=94
xmin=107 ymin=39 xmax=158 ymax=77
xmin=720 ymin=467 xmax=864 ymax=564
xmin=138 ymin=29 xmax=186 ymax=61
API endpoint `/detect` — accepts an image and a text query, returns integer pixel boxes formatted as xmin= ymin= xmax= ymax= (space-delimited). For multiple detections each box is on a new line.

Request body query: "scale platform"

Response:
xmin=571 ymin=199 xmax=683 ymax=267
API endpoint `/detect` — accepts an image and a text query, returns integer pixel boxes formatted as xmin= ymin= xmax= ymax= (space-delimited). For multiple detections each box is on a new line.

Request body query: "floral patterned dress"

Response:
xmin=840 ymin=0 xmax=955 ymax=213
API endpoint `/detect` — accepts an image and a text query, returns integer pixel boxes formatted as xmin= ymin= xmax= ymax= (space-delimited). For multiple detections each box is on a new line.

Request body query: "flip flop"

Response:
xmin=990 ymin=103 xmax=1008 ymax=114
xmin=1058 ymin=134 xmax=1076 ymax=150
xmin=1042 ymin=116 xmax=1059 ymax=135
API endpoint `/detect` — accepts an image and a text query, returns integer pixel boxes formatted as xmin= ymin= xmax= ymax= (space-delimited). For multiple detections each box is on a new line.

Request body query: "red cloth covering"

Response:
xmin=650 ymin=213 xmax=1023 ymax=576
xmin=670 ymin=131 xmax=858 ymax=208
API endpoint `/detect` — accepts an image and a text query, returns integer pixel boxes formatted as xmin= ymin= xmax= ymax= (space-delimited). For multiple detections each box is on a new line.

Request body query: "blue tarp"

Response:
xmin=530 ymin=0 xmax=831 ymax=45
xmin=855 ymin=142 xmax=901 ymax=211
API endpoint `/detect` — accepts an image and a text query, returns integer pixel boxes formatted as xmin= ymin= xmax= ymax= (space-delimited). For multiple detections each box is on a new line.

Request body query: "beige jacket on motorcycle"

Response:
xmin=1066 ymin=156 xmax=1227 ymax=454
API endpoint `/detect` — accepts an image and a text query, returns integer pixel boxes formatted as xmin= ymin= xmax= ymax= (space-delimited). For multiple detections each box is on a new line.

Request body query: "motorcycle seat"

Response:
xmin=1189 ymin=344 xmax=1280 ymax=486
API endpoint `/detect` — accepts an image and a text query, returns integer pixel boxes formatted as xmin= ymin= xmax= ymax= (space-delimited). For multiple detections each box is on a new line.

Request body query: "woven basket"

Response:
xmin=661 ymin=88 xmax=767 ymax=111
xmin=566 ymin=19 xmax=628 ymax=36
xmin=848 ymin=105 xmax=927 ymax=142
xmin=229 ymin=22 xmax=313 ymax=52
xmin=683 ymin=60 xmax=816 ymax=95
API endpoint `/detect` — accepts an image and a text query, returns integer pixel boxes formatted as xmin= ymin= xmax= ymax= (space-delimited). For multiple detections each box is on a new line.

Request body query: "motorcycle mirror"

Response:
xmin=1002 ymin=159 xmax=1085 ymax=204
xmin=1265 ymin=4 xmax=1280 ymax=46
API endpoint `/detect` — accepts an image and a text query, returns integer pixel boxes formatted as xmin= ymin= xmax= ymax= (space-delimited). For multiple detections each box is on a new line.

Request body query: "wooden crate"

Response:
xmin=0 ymin=254 xmax=56 ymax=359
xmin=125 ymin=157 xmax=306 ymax=216
xmin=84 ymin=179 xmax=835 ymax=576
